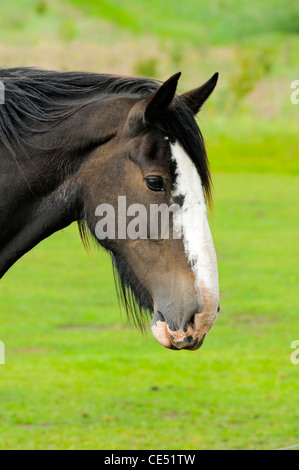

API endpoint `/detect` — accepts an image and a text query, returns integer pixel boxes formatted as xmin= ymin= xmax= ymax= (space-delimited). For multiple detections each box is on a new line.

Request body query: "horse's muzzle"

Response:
xmin=151 ymin=304 xmax=220 ymax=351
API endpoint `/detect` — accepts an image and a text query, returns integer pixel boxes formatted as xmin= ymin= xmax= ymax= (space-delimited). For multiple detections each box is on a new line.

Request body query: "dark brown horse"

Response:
xmin=0 ymin=67 xmax=219 ymax=351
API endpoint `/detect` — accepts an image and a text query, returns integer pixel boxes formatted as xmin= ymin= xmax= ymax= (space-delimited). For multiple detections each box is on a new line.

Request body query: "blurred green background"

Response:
xmin=0 ymin=0 xmax=298 ymax=450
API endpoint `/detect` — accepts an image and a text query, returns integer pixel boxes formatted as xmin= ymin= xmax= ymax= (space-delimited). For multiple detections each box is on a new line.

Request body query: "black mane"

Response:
xmin=0 ymin=67 xmax=158 ymax=152
xmin=0 ymin=67 xmax=211 ymax=197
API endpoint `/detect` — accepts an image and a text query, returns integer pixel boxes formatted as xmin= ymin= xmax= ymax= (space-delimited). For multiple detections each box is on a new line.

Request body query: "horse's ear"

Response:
xmin=144 ymin=72 xmax=181 ymax=123
xmin=181 ymin=72 xmax=219 ymax=115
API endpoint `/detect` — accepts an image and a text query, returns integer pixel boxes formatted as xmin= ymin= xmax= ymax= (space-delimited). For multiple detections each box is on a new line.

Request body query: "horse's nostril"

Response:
xmin=181 ymin=311 xmax=197 ymax=332
xmin=189 ymin=314 xmax=195 ymax=327
xmin=157 ymin=310 xmax=165 ymax=322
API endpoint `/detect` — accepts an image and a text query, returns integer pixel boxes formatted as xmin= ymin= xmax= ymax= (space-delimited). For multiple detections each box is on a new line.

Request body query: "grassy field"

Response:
xmin=0 ymin=0 xmax=298 ymax=450
xmin=0 ymin=173 xmax=298 ymax=450
xmin=69 ymin=0 xmax=299 ymax=43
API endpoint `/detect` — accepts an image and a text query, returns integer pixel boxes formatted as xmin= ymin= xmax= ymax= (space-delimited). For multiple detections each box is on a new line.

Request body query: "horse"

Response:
xmin=0 ymin=67 xmax=220 ymax=351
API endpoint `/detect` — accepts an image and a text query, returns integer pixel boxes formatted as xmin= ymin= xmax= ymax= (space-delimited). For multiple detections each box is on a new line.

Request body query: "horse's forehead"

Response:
xmin=131 ymin=131 xmax=172 ymax=166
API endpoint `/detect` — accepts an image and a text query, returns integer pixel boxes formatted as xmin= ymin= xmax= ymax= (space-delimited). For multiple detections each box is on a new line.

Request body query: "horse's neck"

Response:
xmin=0 ymin=93 xmax=130 ymax=278
xmin=0 ymin=164 xmax=80 ymax=278
xmin=0 ymin=98 xmax=117 ymax=278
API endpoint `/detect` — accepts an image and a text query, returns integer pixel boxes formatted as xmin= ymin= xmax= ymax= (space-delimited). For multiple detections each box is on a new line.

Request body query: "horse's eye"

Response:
xmin=144 ymin=176 xmax=165 ymax=192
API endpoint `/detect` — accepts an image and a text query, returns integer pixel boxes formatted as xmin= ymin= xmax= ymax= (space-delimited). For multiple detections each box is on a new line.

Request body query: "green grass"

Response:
xmin=0 ymin=172 xmax=298 ymax=450
xmin=202 ymin=117 xmax=299 ymax=175
xmin=69 ymin=0 xmax=299 ymax=45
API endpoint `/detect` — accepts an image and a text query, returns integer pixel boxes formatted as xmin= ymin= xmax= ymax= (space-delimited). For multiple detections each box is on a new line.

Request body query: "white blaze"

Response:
xmin=170 ymin=141 xmax=219 ymax=326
